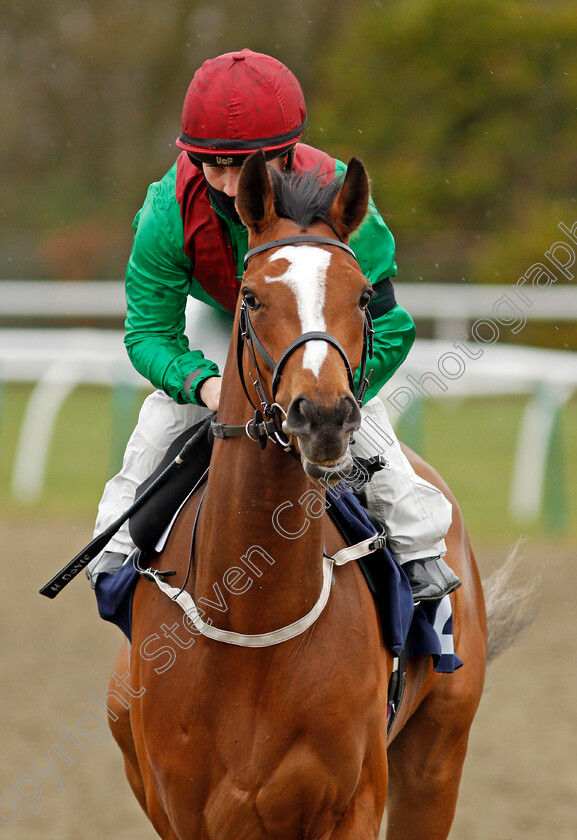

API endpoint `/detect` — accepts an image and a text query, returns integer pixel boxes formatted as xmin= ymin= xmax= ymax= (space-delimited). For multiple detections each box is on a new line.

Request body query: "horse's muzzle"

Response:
xmin=285 ymin=393 xmax=361 ymax=478
xmin=301 ymin=449 xmax=354 ymax=487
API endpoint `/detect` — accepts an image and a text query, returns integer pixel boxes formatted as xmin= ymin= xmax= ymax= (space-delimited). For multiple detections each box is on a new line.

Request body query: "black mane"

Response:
xmin=269 ymin=166 xmax=343 ymax=228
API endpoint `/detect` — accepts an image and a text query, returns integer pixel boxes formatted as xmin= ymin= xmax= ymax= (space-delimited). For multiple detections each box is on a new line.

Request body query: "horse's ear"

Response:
xmin=236 ymin=150 xmax=276 ymax=234
xmin=328 ymin=157 xmax=370 ymax=241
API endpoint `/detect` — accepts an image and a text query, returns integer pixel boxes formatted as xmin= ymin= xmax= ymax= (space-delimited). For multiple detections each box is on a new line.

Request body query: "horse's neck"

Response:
xmin=193 ymin=387 xmax=326 ymax=635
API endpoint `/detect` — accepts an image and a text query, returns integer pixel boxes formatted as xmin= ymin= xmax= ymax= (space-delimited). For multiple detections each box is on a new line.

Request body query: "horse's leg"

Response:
xmin=384 ymin=663 xmax=483 ymax=840
xmin=109 ymin=649 xmax=182 ymax=840
xmin=327 ymin=743 xmax=388 ymax=840
xmin=382 ymin=446 xmax=486 ymax=839
xmin=107 ymin=642 xmax=149 ymax=816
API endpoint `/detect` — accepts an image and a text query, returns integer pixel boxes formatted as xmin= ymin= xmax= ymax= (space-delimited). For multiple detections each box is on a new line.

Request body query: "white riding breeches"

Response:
xmin=89 ymin=391 xmax=451 ymax=581
xmin=349 ymin=397 xmax=452 ymax=563
xmin=89 ymin=299 xmax=231 ymax=579
xmin=91 ymin=390 xmax=210 ymax=560
xmin=88 ymin=298 xmax=451 ymax=581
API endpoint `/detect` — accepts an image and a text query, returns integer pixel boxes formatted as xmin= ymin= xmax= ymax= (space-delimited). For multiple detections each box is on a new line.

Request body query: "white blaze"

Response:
xmin=265 ymin=245 xmax=331 ymax=379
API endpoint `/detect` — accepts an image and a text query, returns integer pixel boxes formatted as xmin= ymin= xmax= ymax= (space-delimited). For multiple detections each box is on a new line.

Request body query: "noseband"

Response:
xmin=212 ymin=234 xmax=374 ymax=449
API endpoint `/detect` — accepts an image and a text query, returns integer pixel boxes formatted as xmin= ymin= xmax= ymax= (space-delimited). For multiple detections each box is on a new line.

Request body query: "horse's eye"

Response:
xmin=243 ymin=291 xmax=261 ymax=311
xmin=359 ymin=289 xmax=373 ymax=309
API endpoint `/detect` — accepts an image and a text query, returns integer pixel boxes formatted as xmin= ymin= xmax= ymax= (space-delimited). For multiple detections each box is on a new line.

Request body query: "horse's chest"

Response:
xmin=166 ymin=689 xmax=382 ymax=840
xmin=135 ymin=566 xmax=387 ymax=838
xmin=156 ymin=647 xmax=383 ymax=831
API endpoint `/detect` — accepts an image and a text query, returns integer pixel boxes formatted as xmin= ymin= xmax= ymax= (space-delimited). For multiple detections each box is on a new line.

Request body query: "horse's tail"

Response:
xmin=483 ymin=542 xmax=540 ymax=664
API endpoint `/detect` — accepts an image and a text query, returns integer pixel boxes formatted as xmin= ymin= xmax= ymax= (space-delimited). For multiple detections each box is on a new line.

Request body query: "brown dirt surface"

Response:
xmin=0 ymin=518 xmax=574 ymax=839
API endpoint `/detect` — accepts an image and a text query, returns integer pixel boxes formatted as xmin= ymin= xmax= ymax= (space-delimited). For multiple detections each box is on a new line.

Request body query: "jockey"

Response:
xmin=88 ymin=49 xmax=459 ymax=602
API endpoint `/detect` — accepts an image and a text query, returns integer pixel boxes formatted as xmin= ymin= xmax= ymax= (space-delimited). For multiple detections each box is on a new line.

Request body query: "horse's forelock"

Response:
xmin=269 ymin=166 xmax=344 ymax=230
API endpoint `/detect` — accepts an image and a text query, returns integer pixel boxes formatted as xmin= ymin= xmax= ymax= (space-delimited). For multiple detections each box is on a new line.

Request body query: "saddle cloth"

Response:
xmin=325 ymin=485 xmax=462 ymax=673
xmin=95 ymin=480 xmax=462 ymax=673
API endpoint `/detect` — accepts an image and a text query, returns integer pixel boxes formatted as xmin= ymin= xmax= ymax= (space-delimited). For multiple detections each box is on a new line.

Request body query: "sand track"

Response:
xmin=0 ymin=519 xmax=574 ymax=839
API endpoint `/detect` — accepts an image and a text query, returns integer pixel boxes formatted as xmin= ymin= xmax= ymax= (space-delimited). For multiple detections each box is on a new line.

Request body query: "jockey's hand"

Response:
xmin=200 ymin=376 xmax=221 ymax=411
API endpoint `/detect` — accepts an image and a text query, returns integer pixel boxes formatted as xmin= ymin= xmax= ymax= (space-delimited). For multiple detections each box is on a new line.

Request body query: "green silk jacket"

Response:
xmin=124 ymin=151 xmax=415 ymax=405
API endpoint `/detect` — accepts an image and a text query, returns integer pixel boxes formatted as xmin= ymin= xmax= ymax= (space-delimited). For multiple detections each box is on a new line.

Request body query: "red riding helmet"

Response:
xmin=176 ymin=49 xmax=307 ymax=166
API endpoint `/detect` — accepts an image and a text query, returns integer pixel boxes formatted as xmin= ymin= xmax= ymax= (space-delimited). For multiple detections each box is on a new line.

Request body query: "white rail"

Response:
xmin=1 ymin=282 xmax=575 ymax=529
xmin=3 ymin=279 xmax=577 ymax=331
xmin=380 ymin=341 xmax=576 ymax=526
xmin=1 ymin=280 xmax=125 ymax=318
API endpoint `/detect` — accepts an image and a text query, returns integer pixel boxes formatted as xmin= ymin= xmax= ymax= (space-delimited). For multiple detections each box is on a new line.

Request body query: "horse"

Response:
xmin=108 ymin=151 xmax=489 ymax=840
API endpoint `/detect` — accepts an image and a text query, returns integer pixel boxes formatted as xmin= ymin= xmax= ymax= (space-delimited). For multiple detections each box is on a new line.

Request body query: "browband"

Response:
xmin=244 ymin=235 xmax=358 ymax=269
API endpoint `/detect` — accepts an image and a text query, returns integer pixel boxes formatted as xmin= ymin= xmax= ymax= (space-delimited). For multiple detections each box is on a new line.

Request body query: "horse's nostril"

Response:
xmin=286 ymin=394 xmax=361 ymax=439
xmin=286 ymin=396 xmax=316 ymax=437
xmin=337 ymin=393 xmax=362 ymax=433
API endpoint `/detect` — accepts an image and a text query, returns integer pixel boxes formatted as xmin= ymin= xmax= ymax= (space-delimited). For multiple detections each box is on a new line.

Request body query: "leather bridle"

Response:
xmin=211 ymin=234 xmax=374 ymax=450
xmin=137 ymin=237 xmax=387 ymax=649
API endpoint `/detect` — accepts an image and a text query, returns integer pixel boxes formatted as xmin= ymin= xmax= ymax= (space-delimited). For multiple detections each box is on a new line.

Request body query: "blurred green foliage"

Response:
xmin=2 ymin=0 xmax=576 ymax=344
xmin=311 ymin=0 xmax=577 ymax=291
xmin=1 ymin=0 xmax=348 ymax=279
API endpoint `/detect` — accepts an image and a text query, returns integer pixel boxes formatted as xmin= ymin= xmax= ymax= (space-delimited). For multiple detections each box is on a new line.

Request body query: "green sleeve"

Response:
xmin=124 ymin=164 xmax=219 ymax=405
xmin=357 ymin=304 xmax=416 ymax=402
xmin=333 ymin=159 xmax=415 ymax=400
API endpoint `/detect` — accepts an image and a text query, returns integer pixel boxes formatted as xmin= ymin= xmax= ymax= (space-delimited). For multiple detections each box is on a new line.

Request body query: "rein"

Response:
xmin=213 ymin=234 xmax=374 ymax=449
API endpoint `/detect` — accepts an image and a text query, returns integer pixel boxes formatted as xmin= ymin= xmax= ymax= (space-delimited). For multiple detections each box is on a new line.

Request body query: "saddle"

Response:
xmin=129 ymin=416 xmax=214 ymax=553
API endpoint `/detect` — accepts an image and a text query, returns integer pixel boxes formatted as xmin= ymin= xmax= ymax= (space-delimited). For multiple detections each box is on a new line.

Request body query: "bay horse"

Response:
xmin=109 ymin=152 xmax=488 ymax=839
